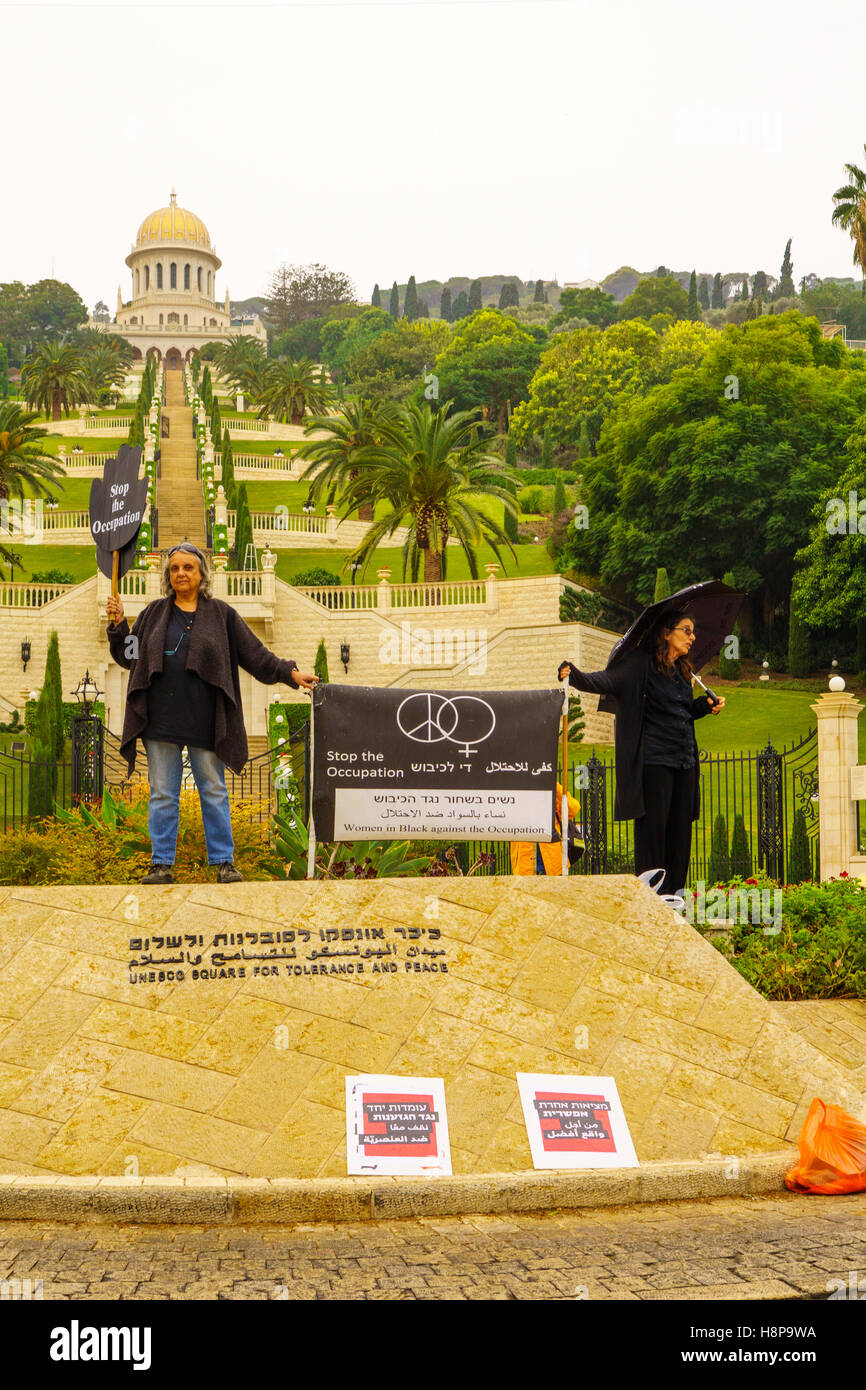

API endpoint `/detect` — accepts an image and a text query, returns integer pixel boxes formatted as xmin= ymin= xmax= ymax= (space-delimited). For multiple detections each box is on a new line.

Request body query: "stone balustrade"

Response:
xmin=94 ymin=565 xmax=277 ymax=629
xmin=227 ymin=510 xmax=330 ymax=537
xmin=294 ymin=577 xmax=491 ymax=613
xmin=0 ymin=582 xmax=76 ymax=609
xmin=84 ymin=416 xmax=133 ymax=433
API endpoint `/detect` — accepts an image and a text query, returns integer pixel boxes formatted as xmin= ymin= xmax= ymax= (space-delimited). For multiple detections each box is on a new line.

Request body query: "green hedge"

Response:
xmin=25 ymin=700 xmax=105 ymax=739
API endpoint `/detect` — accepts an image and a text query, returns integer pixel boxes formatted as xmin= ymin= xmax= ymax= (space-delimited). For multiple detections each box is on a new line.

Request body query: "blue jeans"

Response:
xmin=143 ymin=739 xmax=235 ymax=866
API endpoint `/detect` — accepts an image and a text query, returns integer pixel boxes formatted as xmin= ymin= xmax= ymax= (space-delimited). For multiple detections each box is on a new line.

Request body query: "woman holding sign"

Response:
xmin=558 ymin=608 xmax=725 ymax=899
xmin=106 ymin=542 xmax=317 ymax=884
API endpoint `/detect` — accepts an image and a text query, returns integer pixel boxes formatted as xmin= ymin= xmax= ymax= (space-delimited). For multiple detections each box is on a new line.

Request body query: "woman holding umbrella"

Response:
xmin=558 ymin=581 xmax=739 ymax=897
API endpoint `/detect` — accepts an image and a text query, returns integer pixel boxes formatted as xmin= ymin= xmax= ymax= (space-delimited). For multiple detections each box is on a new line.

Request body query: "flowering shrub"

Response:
xmin=0 ymin=786 xmax=281 ymax=883
xmin=699 ymin=874 xmax=866 ymax=999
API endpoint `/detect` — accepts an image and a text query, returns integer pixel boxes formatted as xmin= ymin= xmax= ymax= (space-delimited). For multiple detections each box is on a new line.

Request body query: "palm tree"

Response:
xmin=832 ymin=147 xmax=866 ymax=281
xmin=211 ymin=334 xmax=268 ymax=399
xmin=0 ymin=402 xmax=67 ymax=577
xmin=255 ymin=358 xmax=333 ymax=426
xmin=21 ymin=342 xmax=88 ymax=421
xmin=340 ymin=401 xmax=518 ymax=583
xmin=79 ymin=344 xmax=130 ymax=407
xmin=298 ymin=398 xmax=403 ymax=522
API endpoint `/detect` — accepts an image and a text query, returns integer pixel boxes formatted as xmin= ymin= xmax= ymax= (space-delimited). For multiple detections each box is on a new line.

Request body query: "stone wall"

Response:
xmin=0 ymin=575 xmax=619 ymax=745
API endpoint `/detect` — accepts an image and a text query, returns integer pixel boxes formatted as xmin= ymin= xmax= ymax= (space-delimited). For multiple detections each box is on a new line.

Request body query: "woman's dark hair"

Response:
xmin=650 ymin=610 xmax=694 ymax=681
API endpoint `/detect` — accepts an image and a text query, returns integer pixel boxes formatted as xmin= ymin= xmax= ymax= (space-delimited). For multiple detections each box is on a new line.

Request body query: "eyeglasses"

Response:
xmin=672 ymin=625 xmax=696 ymax=637
xmin=167 ymin=544 xmax=204 ymax=560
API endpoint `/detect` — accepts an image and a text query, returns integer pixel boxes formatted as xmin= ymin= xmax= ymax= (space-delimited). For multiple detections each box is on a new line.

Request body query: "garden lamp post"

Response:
xmin=70 ymin=669 xmax=104 ymax=805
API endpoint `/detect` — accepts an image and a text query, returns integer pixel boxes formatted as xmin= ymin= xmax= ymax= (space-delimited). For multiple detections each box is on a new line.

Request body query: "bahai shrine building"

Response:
xmin=94 ymin=189 xmax=267 ymax=368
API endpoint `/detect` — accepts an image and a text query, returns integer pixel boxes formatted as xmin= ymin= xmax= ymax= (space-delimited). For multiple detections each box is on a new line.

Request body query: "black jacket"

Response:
xmin=563 ymin=648 xmax=711 ymax=821
xmin=107 ymin=596 xmax=297 ymax=775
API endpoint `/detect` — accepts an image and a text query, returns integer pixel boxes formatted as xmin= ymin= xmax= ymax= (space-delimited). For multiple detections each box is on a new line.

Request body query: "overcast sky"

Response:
xmin=5 ymin=0 xmax=866 ymax=311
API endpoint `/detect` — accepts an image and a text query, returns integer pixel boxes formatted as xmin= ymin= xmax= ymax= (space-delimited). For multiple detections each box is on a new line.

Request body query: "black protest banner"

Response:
xmin=311 ymin=685 xmax=563 ymax=842
xmin=88 ymin=444 xmax=149 ymax=585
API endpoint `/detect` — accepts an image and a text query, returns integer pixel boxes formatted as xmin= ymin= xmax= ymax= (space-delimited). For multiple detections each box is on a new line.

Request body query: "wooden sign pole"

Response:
xmin=560 ymin=688 xmax=569 ymax=877
xmin=111 ymin=550 xmax=119 ymax=599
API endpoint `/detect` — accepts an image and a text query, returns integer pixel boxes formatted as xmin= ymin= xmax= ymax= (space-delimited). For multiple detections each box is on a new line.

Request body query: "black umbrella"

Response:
xmin=562 ymin=579 xmax=746 ymax=713
xmin=88 ymin=445 xmax=149 ymax=595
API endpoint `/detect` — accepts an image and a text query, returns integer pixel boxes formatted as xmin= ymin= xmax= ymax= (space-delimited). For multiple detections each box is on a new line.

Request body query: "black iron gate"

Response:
xmin=571 ymin=727 xmax=819 ymax=886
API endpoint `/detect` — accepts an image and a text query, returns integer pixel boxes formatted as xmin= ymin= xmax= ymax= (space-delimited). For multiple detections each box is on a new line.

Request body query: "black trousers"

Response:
xmin=633 ymin=763 xmax=696 ymax=894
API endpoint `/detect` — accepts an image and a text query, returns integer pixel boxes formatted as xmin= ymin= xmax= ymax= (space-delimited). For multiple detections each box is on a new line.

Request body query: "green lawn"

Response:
xmin=38 ymin=436 xmax=128 ymax=457
xmin=8 ymin=546 xmax=98 ymax=584
xmin=223 ymin=439 xmax=298 ymax=456
xmin=274 ymin=540 xmax=555 ymax=584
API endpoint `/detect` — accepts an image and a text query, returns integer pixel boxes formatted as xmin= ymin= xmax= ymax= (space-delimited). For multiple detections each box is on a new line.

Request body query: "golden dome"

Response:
xmin=135 ymin=190 xmax=211 ymax=249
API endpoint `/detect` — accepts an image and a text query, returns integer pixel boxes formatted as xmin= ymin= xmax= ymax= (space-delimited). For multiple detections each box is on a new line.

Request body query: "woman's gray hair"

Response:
xmin=160 ymin=544 xmax=214 ymax=599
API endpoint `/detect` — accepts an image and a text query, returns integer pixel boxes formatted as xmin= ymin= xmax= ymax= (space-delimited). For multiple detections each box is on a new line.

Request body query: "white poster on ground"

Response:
xmin=345 ymin=1074 xmax=452 ymax=1176
xmin=517 ymin=1073 xmax=638 ymax=1170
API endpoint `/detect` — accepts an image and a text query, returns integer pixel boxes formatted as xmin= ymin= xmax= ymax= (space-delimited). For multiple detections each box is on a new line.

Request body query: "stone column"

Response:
xmin=811 ymin=690 xmax=864 ymax=879
xmin=377 ymin=567 xmax=391 ymax=614
xmin=484 ymin=562 xmax=500 ymax=613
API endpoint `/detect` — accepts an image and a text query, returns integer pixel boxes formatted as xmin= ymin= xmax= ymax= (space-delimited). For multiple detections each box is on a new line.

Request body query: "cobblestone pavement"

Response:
xmin=1 ymin=1191 xmax=864 ymax=1301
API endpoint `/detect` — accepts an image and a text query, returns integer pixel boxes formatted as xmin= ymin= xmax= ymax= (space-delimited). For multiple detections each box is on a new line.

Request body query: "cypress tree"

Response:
xmin=577 ymin=418 xmax=591 ymax=459
xmin=28 ymin=675 xmax=59 ymax=819
xmin=687 ymin=270 xmax=699 ymax=320
xmin=371 ymin=284 xmax=381 ymax=308
xmin=698 ymin=276 xmax=710 ymax=310
xmin=777 ymin=238 xmax=795 ymax=298
xmin=739 ymin=274 xmax=749 ymax=301
xmin=567 ymin=692 xmax=586 ymax=743
xmin=787 ymin=590 xmax=811 ymax=677
xmin=788 ymin=809 xmax=812 ymax=883
xmin=499 ymin=282 xmax=519 ymax=310
xmin=711 ymin=272 xmax=724 ymax=309
xmin=233 ymin=482 xmax=253 ymax=568
xmin=718 ymin=571 xmax=742 ymax=679
xmin=533 ymin=279 xmax=545 ymax=302
xmin=752 ymin=270 xmax=768 ymax=300
xmin=314 ymin=639 xmax=329 ymax=683
xmin=468 ymin=279 xmax=483 ymax=313
xmin=43 ymin=630 xmax=64 ymax=760
xmin=552 ymin=474 xmax=567 ymax=518
xmin=654 ymin=567 xmax=671 ymax=602
xmin=729 ymin=813 xmax=752 ymax=879
xmin=440 ymin=286 xmax=453 ymax=322
xmin=418 ymin=299 xmax=429 ymax=318
xmin=541 ymin=426 xmax=553 ymax=470
xmin=28 ymin=733 xmax=55 ymax=820
xmin=211 ymin=399 xmax=221 ymax=447
xmin=221 ymin=433 xmax=236 ymax=508
xmin=403 ymin=275 xmax=419 ymax=321
xmin=0 ymin=342 xmax=8 ymax=399
xmin=707 ymin=813 xmax=730 ymax=885
xmin=389 ymin=281 xmax=400 ymax=319
xmin=452 ymin=290 xmax=469 ymax=320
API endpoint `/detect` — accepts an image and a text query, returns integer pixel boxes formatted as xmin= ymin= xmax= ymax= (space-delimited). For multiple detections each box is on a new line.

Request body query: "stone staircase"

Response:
xmin=159 ymin=371 xmax=206 ymax=548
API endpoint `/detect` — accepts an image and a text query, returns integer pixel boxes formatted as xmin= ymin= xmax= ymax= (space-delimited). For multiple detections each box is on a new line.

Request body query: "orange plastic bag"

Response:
xmin=785 ymin=1097 xmax=866 ymax=1195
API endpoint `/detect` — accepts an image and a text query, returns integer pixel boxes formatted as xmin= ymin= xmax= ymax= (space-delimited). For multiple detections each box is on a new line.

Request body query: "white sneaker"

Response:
xmin=636 ymin=868 xmax=666 ymax=892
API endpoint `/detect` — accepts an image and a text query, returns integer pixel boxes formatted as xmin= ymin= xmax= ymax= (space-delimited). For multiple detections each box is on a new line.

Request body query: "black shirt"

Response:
xmin=142 ymin=603 xmax=216 ymax=750
xmin=643 ymin=665 xmax=696 ymax=769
